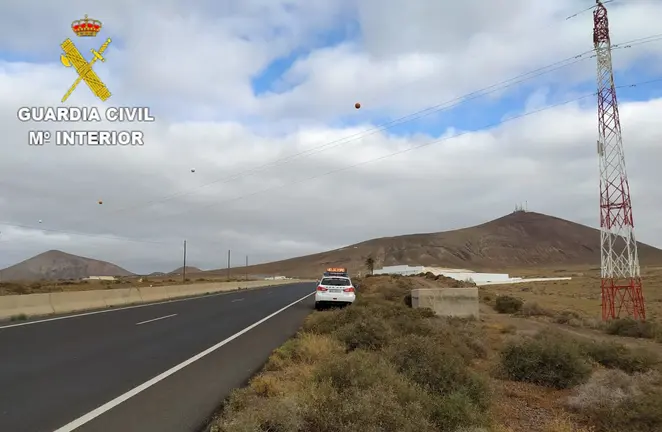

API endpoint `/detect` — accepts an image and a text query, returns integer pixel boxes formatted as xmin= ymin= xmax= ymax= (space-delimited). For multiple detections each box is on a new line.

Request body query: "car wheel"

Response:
xmin=314 ymin=302 xmax=321 ymax=310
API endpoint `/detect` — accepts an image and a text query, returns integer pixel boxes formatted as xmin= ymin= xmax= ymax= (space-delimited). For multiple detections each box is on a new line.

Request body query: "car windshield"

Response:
xmin=320 ymin=278 xmax=351 ymax=286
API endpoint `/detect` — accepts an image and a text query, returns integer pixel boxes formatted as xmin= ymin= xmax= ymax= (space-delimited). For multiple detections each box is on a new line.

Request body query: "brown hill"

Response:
xmin=0 ymin=250 xmax=134 ymax=281
xmin=169 ymin=266 xmax=202 ymax=274
xmin=206 ymin=211 xmax=662 ymax=278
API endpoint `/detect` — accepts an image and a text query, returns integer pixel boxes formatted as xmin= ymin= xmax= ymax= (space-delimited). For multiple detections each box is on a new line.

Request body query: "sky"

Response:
xmin=0 ymin=0 xmax=661 ymax=274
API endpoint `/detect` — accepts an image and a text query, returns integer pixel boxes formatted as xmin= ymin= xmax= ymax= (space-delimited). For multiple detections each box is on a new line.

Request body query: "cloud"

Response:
xmin=0 ymin=0 xmax=660 ymax=273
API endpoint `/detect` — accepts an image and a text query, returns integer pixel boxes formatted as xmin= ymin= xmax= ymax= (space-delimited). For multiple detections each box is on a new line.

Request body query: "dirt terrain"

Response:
xmin=480 ymin=265 xmax=662 ymax=321
xmin=208 ymin=275 xmax=662 ymax=432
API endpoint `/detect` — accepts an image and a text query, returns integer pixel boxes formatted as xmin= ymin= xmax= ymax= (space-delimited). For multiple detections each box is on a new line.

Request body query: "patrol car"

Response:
xmin=315 ymin=267 xmax=356 ymax=310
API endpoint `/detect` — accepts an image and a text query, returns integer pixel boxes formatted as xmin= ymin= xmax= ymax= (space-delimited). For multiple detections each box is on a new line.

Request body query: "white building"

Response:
xmin=83 ymin=275 xmax=116 ymax=281
xmin=372 ymin=265 xmax=571 ymax=286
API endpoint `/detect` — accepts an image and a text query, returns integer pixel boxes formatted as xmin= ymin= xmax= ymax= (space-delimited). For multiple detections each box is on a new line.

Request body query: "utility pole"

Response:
xmin=182 ymin=240 xmax=187 ymax=283
xmin=245 ymin=255 xmax=248 ymax=281
xmin=227 ymin=249 xmax=231 ymax=281
xmin=593 ymin=0 xmax=645 ymax=321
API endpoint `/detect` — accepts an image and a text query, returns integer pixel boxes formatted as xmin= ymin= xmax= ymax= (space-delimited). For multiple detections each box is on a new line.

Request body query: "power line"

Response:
xmin=138 ymin=77 xmax=662 ymax=222
xmin=26 ymin=33 xmax=662 ymax=236
xmin=0 ymin=2 xmax=607 ymax=178
xmin=4 ymin=76 xmax=659 ymax=244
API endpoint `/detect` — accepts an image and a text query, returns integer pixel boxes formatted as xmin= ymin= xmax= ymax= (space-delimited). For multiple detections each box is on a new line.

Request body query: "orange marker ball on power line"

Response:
xmin=355 ymin=102 xmax=361 ymax=109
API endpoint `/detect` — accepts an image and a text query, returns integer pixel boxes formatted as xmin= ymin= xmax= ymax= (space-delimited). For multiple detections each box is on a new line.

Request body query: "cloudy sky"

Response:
xmin=0 ymin=0 xmax=661 ymax=273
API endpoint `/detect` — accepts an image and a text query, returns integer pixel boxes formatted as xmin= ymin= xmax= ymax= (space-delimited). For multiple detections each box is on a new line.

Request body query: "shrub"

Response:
xmin=308 ymin=350 xmax=438 ymax=431
xmin=386 ymin=335 xmax=489 ymax=409
xmin=265 ymin=333 xmax=345 ymax=371
xmin=494 ymin=295 xmax=523 ymax=314
xmin=582 ymin=341 xmax=657 ymax=374
xmin=554 ymin=310 xmax=582 ymax=325
xmin=403 ymin=292 xmax=412 ymax=307
xmin=567 ymin=369 xmax=662 ymax=432
xmin=302 ymin=304 xmax=367 ymax=334
xmin=335 ymin=315 xmax=393 ymax=351
xmin=500 ymin=331 xmax=591 ymax=389
xmin=518 ymin=301 xmax=553 ymax=317
xmin=427 ymin=391 xmax=488 ymax=431
xmin=213 ymin=275 xmax=493 ymax=432
xmin=500 ymin=324 xmax=517 ymax=334
xmin=384 ymin=335 xmax=489 ymax=430
xmin=605 ymin=318 xmax=658 ymax=339
xmin=388 ymin=311 xmax=435 ymax=338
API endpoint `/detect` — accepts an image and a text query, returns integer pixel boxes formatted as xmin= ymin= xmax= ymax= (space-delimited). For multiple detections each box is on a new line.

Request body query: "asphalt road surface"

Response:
xmin=0 ymin=282 xmax=315 ymax=432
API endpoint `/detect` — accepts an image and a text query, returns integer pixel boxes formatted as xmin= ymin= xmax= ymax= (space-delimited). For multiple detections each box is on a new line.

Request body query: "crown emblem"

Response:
xmin=71 ymin=15 xmax=102 ymax=37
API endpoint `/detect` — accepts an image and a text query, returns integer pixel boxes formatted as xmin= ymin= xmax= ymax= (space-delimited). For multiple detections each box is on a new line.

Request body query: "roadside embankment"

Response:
xmin=207 ymin=275 xmax=491 ymax=432
xmin=0 ymin=279 xmax=308 ymax=321
xmin=207 ymin=274 xmax=662 ymax=432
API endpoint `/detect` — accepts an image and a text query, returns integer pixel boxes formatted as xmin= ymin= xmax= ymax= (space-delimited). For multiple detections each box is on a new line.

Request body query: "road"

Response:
xmin=0 ymin=282 xmax=315 ymax=432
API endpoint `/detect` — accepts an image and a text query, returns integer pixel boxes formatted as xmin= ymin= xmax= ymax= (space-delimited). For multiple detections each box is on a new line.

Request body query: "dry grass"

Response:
xmin=209 ymin=276 xmax=492 ymax=432
xmin=566 ymin=368 xmax=662 ymax=432
xmin=206 ymin=271 xmax=662 ymax=432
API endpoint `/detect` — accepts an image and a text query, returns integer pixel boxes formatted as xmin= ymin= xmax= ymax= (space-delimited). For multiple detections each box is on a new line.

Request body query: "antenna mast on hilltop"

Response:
xmin=593 ymin=0 xmax=645 ymax=321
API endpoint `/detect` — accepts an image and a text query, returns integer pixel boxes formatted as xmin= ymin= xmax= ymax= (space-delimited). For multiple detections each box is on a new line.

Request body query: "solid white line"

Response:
xmin=0 ymin=282 xmax=311 ymax=330
xmin=231 ymin=298 xmax=244 ymax=302
xmin=52 ymin=291 xmax=315 ymax=432
xmin=135 ymin=314 xmax=177 ymax=326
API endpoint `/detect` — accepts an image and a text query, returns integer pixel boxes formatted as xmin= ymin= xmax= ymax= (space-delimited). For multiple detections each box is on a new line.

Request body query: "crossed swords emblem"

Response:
xmin=60 ymin=38 xmax=112 ymax=103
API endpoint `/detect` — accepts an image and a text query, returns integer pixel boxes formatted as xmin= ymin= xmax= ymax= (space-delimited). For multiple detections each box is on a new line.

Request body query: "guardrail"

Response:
xmin=0 ymin=279 xmax=310 ymax=320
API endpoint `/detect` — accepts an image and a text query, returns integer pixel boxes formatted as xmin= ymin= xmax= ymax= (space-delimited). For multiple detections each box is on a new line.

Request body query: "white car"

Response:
xmin=315 ymin=275 xmax=356 ymax=309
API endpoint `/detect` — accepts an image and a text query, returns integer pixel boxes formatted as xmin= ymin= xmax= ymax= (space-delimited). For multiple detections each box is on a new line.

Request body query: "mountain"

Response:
xmin=169 ymin=266 xmax=202 ymax=274
xmin=206 ymin=211 xmax=662 ymax=278
xmin=4 ymin=212 xmax=661 ymax=282
xmin=0 ymin=250 xmax=134 ymax=281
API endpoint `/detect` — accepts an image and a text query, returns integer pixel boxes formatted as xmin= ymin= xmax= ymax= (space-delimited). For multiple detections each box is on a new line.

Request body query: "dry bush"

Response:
xmin=581 ymin=340 xmax=658 ymax=374
xmin=494 ymin=295 xmax=523 ymax=314
xmin=212 ymin=276 xmax=491 ymax=432
xmin=567 ymin=369 xmax=662 ymax=432
xmin=500 ymin=324 xmax=517 ymax=334
xmin=605 ymin=318 xmax=660 ymax=340
xmin=500 ymin=330 xmax=592 ymax=389
xmin=554 ymin=310 xmax=582 ymax=325
xmin=264 ymin=333 xmax=345 ymax=372
xmin=385 ymin=335 xmax=489 ymax=410
xmin=335 ymin=314 xmax=394 ymax=351
xmin=434 ymin=274 xmax=477 ymax=287
xmin=518 ymin=301 xmax=554 ymax=317
xmin=219 ymin=350 xmax=440 ymax=432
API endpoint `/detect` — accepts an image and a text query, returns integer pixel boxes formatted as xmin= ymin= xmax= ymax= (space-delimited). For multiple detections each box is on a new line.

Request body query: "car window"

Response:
xmin=320 ymin=277 xmax=351 ymax=286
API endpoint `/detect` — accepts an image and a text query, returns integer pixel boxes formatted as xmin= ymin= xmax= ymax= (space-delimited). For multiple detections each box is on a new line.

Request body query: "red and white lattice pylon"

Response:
xmin=593 ymin=0 xmax=645 ymax=321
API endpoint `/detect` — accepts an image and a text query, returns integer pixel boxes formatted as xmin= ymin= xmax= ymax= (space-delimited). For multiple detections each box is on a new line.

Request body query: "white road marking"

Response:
xmin=135 ymin=314 xmax=177 ymax=326
xmin=52 ymin=291 xmax=315 ymax=432
xmin=0 ymin=282 xmax=312 ymax=330
xmin=231 ymin=298 xmax=244 ymax=302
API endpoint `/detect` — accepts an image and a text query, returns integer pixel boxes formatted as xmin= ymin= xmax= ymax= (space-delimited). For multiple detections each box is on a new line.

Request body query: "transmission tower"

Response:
xmin=593 ymin=0 xmax=645 ymax=321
